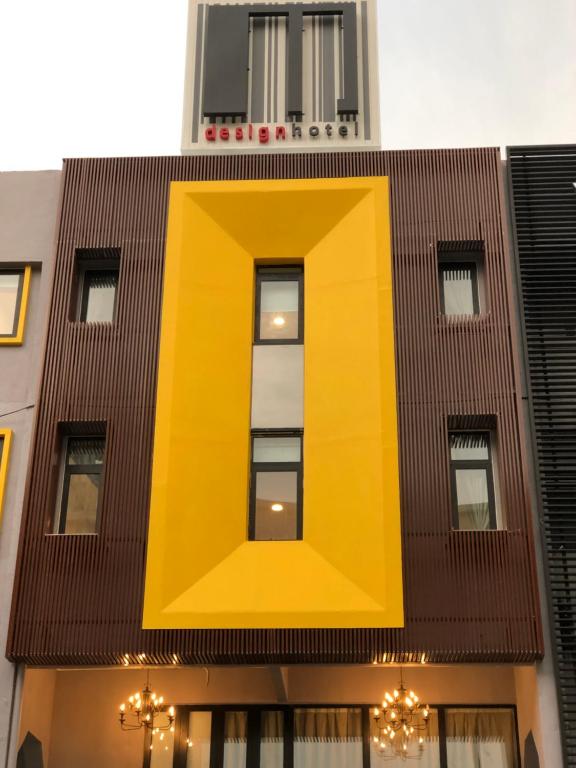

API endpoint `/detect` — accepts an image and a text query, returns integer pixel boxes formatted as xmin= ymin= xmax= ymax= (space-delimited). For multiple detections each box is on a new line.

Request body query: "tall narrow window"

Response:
xmin=250 ymin=263 xmax=304 ymax=540
xmin=57 ymin=436 xmax=105 ymax=534
xmin=449 ymin=432 xmax=496 ymax=530
xmin=249 ymin=432 xmax=302 ymax=540
xmin=255 ymin=267 xmax=303 ymax=343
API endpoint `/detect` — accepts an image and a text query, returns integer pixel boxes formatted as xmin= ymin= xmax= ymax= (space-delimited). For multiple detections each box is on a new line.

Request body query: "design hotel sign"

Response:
xmin=182 ymin=0 xmax=380 ymax=153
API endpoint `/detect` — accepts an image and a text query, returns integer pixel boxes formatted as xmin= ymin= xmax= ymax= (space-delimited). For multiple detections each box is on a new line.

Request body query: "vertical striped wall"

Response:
xmin=7 ymin=150 xmax=542 ymax=665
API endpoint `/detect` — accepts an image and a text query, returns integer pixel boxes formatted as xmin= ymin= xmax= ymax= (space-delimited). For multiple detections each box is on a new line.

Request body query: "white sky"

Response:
xmin=0 ymin=0 xmax=574 ymax=171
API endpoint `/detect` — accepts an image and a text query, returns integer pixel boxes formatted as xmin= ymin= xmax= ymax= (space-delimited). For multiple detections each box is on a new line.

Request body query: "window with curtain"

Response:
xmin=445 ymin=708 xmax=517 ymax=767
xmin=260 ymin=711 xmax=283 ymax=768
xmin=449 ymin=431 xmax=497 ymax=530
xmin=223 ymin=711 xmax=248 ymax=768
xmin=158 ymin=705 xmax=518 ymax=768
xmin=294 ymin=707 xmax=362 ymax=768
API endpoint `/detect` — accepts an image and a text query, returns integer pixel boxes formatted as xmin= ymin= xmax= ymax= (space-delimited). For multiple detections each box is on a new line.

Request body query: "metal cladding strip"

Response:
xmin=508 ymin=144 xmax=576 ymax=766
xmin=8 ymin=150 xmax=542 ymax=665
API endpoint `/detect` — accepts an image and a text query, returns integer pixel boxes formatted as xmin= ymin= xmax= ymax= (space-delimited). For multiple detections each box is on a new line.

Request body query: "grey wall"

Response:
xmin=0 ymin=171 xmax=61 ymax=768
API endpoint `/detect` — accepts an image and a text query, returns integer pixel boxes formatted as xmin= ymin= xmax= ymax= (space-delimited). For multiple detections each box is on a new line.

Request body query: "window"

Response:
xmin=449 ymin=432 xmax=496 ymax=530
xmin=56 ymin=436 xmax=105 ymax=534
xmin=295 ymin=707 xmax=363 ymax=768
xmin=446 ymin=708 xmax=517 ymax=767
xmin=255 ymin=267 xmax=303 ymax=343
xmin=73 ymin=248 xmax=120 ymax=323
xmin=147 ymin=706 xmax=518 ymax=768
xmin=249 ymin=432 xmax=302 ymax=541
xmin=439 ymin=262 xmax=479 ymax=316
xmin=0 ymin=267 xmax=31 ymax=344
xmin=437 ymin=242 xmax=484 ymax=317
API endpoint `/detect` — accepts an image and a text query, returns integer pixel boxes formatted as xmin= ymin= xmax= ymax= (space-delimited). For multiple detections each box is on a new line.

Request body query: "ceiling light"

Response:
xmin=272 ymin=315 xmax=286 ymax=327
xmin=271 ymin=503 xmax=284 ymax=512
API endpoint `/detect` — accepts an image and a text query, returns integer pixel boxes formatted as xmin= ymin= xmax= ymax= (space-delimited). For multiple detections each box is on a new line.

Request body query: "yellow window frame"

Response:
xmin=0 ymin=265 xmax=32 ymax=345
xmin=0 ymin=429 xmax=13 ymax=526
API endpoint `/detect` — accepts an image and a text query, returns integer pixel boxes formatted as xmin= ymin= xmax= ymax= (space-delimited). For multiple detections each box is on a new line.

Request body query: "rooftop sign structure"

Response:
xmin=182 ymin=0 xmax=380 ymax=153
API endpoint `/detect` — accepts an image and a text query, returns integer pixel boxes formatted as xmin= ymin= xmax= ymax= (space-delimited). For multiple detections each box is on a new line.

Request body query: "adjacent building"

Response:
xmin=0 ymin=171 xmax=61 ymax=766
xmin=508 ymin=143 xmax=576 ymax=766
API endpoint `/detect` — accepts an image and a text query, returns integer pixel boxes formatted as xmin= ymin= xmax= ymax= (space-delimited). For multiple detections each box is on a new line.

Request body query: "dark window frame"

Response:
xmin=57 ymin=435 xmax=106 ymax=534
xmin=77 ymin=263 xmax=120 ymax=323
xmin=438 ymin=259 xmax=480 ymax=316
xmin=144 ymin=704 xmax=520 ymax=768
xmin=449 ymin=430 xmax=497 ymax=531
xmin=248 ymin=429 xmax=303 ymax=541
xmin=0 ymin=268 xmax=25 ymax=338
xmin=254 ymin=266 xmax=304 ymax=345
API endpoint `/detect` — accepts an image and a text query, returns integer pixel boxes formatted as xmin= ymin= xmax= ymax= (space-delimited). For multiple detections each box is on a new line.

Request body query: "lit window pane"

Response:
xmin=187 ymin=711 xmax=212 ymax=768
xmin=261 ymin=711 xmax=284 ymax=768
xmin=446 ymin=708 xmax=516 ymax=767
xmin=67 ymin=438 xmax=104 ymax=466
xmin=455 ymin=468 xmax=490 ymax=530
xmin=260 ymin=280 xmax=299 ymax=340
xmin=255 ymin=471 xmax=298 ymax=540
xmin=294 ymin=708 xmax=362 ymax=768
xmin=0 ymin=272 xmax=22 ymax=336
xmin=441 ymin=265 xmax=476 ymax=316
xmin=64 ymin=474 xmax=100 ymax=534
xmin=223 ymin=711 xmax=247 ymax=768
xmin=253 ymin=436 xmax=301 ymax=463
xmin=82 ymin=270 xmax=118 ymax=322
xmin=450 ymin=433 xmax=489 ymax=461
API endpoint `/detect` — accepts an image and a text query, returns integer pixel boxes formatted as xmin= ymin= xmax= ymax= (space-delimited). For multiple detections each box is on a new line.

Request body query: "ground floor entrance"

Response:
xmin=14 ymin=664 xmax=543 ymax=768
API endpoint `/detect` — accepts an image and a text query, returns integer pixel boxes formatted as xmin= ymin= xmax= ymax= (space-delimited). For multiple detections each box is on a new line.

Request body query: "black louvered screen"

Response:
xmin=509 ymin=144 xmax=576 ymax=765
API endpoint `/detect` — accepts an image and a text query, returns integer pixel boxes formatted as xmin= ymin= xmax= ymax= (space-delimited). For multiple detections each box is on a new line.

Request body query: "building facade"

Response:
xmin=3 ymin=149 xmax=553 ymax=768
xmin=508 ymin=144 xmax=576 ymax=766
xmin=0 ymin=171 xmax=61 ymax=766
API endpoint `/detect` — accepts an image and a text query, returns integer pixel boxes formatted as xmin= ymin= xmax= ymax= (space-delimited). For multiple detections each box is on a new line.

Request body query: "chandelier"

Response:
xmin=118 ymin=672 xmax=175 ymax=734
xmin=372 ymin=671 xmax=430 ymax=760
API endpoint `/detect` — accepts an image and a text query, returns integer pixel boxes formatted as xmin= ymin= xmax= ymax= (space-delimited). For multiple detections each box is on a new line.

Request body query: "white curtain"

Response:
xmin=456 ymin=468 xmax=490 ymax=530
xmin=446 ymin=709 xmax=516 ymax=768
xmin=223 ymin=712 xmax=247 ymax=768
xmin=294 ymin=708 xmax=362 ymax=768
xmin=261 ymin=710 xmax=283 ymax=768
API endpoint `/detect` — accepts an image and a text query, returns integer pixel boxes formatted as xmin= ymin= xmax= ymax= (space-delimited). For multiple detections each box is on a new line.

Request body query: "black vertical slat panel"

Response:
xmin=508 ymin=144 xmax=576 ymax=767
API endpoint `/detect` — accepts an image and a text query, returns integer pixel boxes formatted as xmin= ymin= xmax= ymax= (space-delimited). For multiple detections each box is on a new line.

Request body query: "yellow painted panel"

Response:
xmin=143 ymin=177 xmax=403 ymax=629
xmin=0 ymin=429 xmax=13 ymax=528
xmin=1 ymin=265 xmax=31 ymax=346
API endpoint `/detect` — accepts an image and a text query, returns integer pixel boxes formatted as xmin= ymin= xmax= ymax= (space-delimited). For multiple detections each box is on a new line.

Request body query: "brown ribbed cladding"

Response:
xmin=7 ymin=150 xmax=542 ymax=665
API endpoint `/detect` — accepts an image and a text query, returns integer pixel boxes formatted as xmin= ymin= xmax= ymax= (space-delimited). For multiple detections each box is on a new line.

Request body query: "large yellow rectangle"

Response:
xmin=143 ymin=177 xmax=403 ymax=629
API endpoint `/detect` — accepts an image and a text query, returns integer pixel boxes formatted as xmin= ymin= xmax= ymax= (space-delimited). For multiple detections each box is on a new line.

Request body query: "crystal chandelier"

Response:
xmin=372 ymin=671 xmax=430 ymax=760
xmin=118 ymin=672 xmax=175 ymax=733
